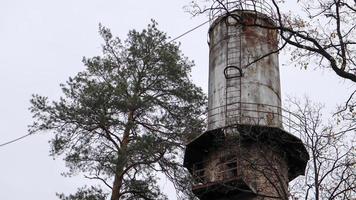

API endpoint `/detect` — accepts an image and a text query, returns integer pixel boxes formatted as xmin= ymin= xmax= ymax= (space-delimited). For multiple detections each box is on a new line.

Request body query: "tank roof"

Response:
xmin=208 ymin=9 xmax=277 ymax=35
xmin=209 ymin=0 xmax=276 ymax=23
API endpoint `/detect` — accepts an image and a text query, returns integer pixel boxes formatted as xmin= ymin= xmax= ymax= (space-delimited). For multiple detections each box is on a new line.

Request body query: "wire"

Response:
xmin=141 ymin=19 xmax=210 ymax=61
xmin=0 ymin=20 xmax=210 ymax=148
xmin=0 ymin=133 xmax=32 ymax=148
xmin=168 ymin=19 xmax=210 ymax=43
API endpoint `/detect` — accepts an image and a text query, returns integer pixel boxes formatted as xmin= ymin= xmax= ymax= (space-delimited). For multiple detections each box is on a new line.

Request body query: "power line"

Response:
xmin=0 ymin=20 xmax=210 ymax=148
xmin=0 ymin=133 xmax=32 ymax=148
xmin=168 ymin=19 xmax=210 ymax=43
xmin=141 ymin=19 xmax=210 ymax=61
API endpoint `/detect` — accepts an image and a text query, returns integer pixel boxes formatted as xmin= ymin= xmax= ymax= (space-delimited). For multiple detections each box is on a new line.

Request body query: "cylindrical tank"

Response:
xmin=184 ymin=7 xmax=310 ymax=200
xmin=207 ymin=10 xmax=282 ymax=130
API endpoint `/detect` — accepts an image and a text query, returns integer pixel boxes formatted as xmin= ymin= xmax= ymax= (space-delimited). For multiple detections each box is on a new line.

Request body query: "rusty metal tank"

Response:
xmin=184 ymin=5 xmax=309 ymax=199
xmin=207 ymin=10 xmax=282 ymax=130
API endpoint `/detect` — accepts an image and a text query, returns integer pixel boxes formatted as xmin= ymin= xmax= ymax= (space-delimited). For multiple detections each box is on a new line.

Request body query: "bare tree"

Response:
xmin=187 ymin=97 xmax=355 ymax=200
xmin=183 ymin=1 xmax=355 ymax=199
xmin=287 ymin=97 xmax=355 ymax=200
xmin=187 ymin=0 xmax=356 ymax=83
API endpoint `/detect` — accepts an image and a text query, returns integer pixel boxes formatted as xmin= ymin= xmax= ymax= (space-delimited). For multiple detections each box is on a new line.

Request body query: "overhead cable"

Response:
xmin=0 ymin=133 xmax=32 ymax=148
xmin=0 ymin=20 xmax=210 ymax=148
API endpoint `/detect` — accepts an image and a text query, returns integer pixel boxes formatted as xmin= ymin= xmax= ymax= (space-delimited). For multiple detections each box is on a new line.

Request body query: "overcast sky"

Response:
xmin=0 ymin=0 xmax=354 ymax=200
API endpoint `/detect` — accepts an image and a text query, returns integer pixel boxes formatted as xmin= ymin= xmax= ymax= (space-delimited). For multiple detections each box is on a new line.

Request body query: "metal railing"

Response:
xmin=192 ymin=158 xmax=239 ymax=185
xmin=207 ymin=101 xmax=304 ymax=135
xmin=209 ymin=0 xmax=276 ymax=23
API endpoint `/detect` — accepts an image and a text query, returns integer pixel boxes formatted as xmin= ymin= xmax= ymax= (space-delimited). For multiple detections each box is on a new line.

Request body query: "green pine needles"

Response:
xmin=29 ymin=20 xmax=207 ymax=200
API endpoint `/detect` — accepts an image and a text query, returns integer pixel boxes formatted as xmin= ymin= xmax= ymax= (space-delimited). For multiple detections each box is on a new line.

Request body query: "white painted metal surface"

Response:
xmin=207 ymin=11 xmax=282 ymax=130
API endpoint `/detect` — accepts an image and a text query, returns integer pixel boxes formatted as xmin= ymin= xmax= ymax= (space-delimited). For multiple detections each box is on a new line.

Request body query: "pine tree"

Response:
xmin=30 ymin=21 xmax=206 ymax=200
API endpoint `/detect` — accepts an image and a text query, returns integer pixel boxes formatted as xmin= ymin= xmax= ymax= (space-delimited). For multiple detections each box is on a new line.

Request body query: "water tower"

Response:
xmin=184 ymin=1 xmax=309 ymax=199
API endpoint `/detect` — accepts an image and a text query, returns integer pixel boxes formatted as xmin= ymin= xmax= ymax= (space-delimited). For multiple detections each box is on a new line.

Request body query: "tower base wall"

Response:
xmin=202 ymin=138 xmax=289 ymax=200
xmin=184 ymin=126 xmax=309 ymax=200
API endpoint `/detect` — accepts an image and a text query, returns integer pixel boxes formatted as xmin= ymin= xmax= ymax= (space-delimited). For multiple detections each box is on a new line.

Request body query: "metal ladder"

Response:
xmin=224 ymin=22 xmax=242 ymax=127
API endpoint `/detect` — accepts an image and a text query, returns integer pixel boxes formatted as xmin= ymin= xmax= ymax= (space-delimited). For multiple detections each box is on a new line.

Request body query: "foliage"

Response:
xmin=30 ymin=21 xmax=206 ymax=200
xmin=57 ymin=186 xmax=108 ymax=200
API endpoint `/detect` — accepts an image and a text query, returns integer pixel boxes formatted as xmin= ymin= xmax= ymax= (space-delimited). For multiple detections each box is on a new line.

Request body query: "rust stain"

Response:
xmin=240 ymin=12 xmax=278 ymax=48
xmin=266 ymin=112 xmax=275 ymax=125
xmin=267 ymin=29 xmax=278 ymax=47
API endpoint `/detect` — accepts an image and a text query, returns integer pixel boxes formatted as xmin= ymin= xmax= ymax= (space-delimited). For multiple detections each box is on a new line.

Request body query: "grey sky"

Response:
xmin=0 ymin=0 xmax=353 ymax=199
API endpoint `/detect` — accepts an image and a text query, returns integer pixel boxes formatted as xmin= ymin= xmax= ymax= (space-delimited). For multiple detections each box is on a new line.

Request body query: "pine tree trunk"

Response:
xmin=111 ymin=174 xmax=123 ymax=200
xmin=111 ymin=111 xmax=134 ymax=200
